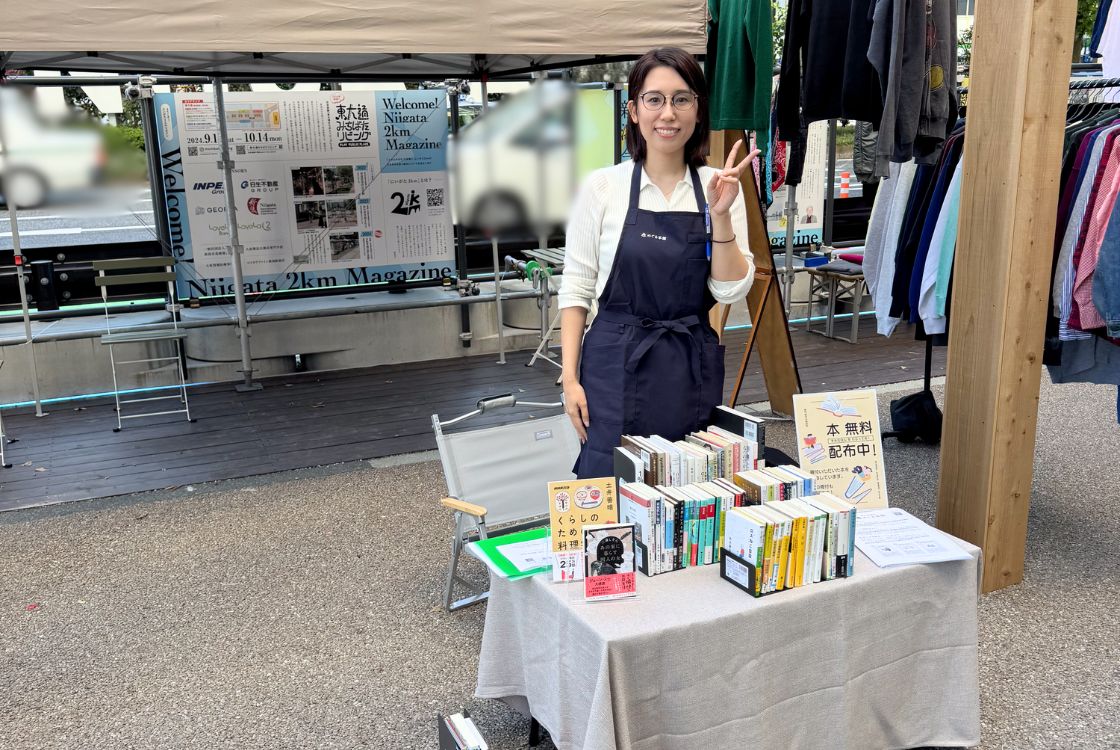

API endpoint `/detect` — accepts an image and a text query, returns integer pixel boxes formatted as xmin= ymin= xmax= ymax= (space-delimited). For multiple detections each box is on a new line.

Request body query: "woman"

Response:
xmin=559 ymin=47 xmax=758 ymax=479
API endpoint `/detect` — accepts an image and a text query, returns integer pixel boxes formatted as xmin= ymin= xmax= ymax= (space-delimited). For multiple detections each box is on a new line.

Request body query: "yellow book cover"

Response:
xmin=776 ymin=518 xmax=791 ymax=590
xmin=548 ymin=477 xmax=618 ymax=582
xmin=760 ymin=518 xmax=774 ymax=593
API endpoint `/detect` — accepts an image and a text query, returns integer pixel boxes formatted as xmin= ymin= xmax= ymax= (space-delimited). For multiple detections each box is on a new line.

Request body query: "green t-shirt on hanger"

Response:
xmin=706 ymin=0 xmax=773 ymax=153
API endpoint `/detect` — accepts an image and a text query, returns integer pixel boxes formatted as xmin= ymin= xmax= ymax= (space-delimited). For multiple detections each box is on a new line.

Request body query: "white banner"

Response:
xmin=155 ymin=89 xmax=454 ymax=297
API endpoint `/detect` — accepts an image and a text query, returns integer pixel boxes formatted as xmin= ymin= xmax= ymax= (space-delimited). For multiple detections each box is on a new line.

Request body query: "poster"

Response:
xmin=767 ymin=120 xmax=828 ymax=250
xmin=154 ymin=89 xmax=455 ymax=299
xmin=793 ymin=389 xmax=889 ymax=509
xmin=548 ymin=477 xmax=618 ymax=582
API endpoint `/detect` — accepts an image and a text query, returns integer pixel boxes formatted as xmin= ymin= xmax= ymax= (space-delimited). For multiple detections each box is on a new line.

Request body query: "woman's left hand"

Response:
xmin=707 ymin=139 xmax=762 ymax=216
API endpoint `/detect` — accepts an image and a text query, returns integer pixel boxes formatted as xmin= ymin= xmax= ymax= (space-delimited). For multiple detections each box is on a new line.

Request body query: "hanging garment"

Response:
xmin=1093 ymin=209 xmax=1120 ymax=336
xmin=913 ymin=0 xmax=958 ymax=165
xmin=1069 ymin=139 xmax=1120 ymax=332
xmin=1101 ymin=5 xmax=1120 ymax=79
xmin=908 ymin=131 xmax=964 ymax=322
xmin=886 ymin=160 xmax=938 ymax=324
xmin=707 ymin=0 xmax=774 ymax=154
xmin=918 ymin=158 xmax=963 ymax=334
xmin=863 ymin=160 xmax=917 ymax=336
xmin=853 ymin=121 xmax=879 ymax=183
xmin=1091 ymin=0 xmax=1115 ymax=57
xmin=572 ymin=163 xmax=724 ymax=479
xmin=869 ymin=0 xmax=927 ymax=175
xmin=775 ymin=0 xmax=883 ymax=141
xmin=1054 ymin=123 xmax=1120 ymax=340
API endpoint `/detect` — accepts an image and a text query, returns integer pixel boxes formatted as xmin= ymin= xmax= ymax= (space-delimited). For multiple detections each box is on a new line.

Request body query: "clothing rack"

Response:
xmin=885 ymin=73 xmax=1120 ymax=444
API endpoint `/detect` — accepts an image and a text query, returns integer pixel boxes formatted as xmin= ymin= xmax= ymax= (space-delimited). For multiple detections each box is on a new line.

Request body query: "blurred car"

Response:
xmin=450 ymin=80 xmax=616 ymax=234
xmin=0 ymin=86 xmax=106 ymax=208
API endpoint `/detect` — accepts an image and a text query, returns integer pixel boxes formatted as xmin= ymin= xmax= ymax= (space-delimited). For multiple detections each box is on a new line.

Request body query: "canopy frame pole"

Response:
xmin=211 ymin=77 xmax=261 ymax=392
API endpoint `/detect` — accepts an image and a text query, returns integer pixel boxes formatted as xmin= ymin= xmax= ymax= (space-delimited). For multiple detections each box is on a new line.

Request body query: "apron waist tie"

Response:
xmin=595 ymin=310 xmax=703 ymax=384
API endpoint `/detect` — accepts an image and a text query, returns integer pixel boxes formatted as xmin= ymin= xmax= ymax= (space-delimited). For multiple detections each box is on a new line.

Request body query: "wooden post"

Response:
xmin=709 ymin=130 xmax=802 ymax=414
xmin=937 ymin=0 xmax=1078 ymax=593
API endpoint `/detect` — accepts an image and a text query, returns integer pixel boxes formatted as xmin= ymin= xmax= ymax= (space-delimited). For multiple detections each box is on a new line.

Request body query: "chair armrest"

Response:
xmin=441 ymin=497 xmax=487 ymax=518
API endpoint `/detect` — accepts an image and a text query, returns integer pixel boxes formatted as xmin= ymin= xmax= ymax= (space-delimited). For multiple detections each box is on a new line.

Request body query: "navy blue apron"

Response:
xmin=573 ymin=162 xmax=725 ymax=479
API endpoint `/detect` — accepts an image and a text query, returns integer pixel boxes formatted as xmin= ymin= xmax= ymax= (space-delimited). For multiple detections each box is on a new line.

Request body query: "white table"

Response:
xmin=476 ymin=539 xmax=981 ymax=750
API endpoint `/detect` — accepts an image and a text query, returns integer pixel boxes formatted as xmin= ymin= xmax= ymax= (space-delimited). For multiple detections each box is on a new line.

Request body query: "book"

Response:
xmin=583 ymin=523 xmax=638 ymax=601
xmin=647 ymin=435 xmax=683 ymax=486
xmin=738 ymin=505 xmax=777 ymax=593
xmin=805 ymin=493 xmax=858 ymax=577
xmin=780 ymin=464 xmax=817 ymax=496
xmin=548 ymin=477 xmax=618 ymax=582
xmin=621 ymin=435 xmax=659 ymax=485
xmin=620 ymin=482 xmax=659 ymax=576
xmin=445 ymin=713 xmax=488 ymax=750
xmin=614 ymin=445 xmax=644 ymax=486
xmin=707 ymin=425 xmax=761 ymax=472
xmin=753 ymin=504 xmax=791 ymax=590
xmin=786 ymin=498 xmax=828 ymax=583
xmin=766 ymin=500 xmax=809 ymax=587
xmin=712 ymin=404 xmax=766 ymax=448
xmin=723 ymin=507 xmax=768 ymax=596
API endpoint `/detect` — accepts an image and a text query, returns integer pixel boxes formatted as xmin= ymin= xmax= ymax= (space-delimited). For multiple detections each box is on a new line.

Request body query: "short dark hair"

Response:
xmin=625 ymin=47 xmax=710 ymax=169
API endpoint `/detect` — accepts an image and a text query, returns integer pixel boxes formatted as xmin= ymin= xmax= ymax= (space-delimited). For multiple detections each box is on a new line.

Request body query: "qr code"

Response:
xmin=426 ymin=188 xmax=444 ymax=208
xmin=236 ymin=145 xmax=246 ymax=155
xmin=187 ymin=146 xmax=199 ymax=157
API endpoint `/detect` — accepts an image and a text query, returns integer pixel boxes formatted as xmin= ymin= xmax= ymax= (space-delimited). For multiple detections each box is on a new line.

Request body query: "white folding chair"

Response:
xmin=433 ymin=393 xmax=580 ymax=611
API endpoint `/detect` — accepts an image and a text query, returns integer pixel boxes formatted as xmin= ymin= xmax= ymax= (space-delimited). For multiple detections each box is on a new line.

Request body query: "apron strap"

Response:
xmin=626 ymin=161 xmax=642 ymax=226
xmin=595 ymin=310 xmax=703 ymax=385
xmin=688 ymin=164 xmax=707 ymax=214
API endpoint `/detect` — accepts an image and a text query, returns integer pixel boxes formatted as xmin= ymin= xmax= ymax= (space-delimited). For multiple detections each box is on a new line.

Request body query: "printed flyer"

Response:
xmin=793 ymin=390 xmax=889 ymax=509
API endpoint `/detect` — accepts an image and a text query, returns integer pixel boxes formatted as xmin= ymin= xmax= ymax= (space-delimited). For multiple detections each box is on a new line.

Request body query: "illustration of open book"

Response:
xmin=818 ymin=395 xmax=859 ymax=418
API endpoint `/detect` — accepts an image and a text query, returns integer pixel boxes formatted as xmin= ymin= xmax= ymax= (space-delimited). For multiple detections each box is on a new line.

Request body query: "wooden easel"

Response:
xmin=708 ymin=131 xmax=802 ymax=415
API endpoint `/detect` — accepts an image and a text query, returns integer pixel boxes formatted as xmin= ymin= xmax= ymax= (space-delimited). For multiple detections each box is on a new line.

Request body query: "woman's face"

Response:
xmin=628 ymin=65 xmax=698 ymax=162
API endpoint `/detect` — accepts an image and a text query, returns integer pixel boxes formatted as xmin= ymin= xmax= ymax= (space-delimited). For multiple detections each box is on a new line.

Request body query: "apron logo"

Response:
xmin=640 ymin=232 xmax=667 ymax=241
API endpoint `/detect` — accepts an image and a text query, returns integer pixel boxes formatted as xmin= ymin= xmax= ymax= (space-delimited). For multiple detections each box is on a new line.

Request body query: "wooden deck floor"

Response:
xmin=0 ymin=317 xmax=945 ymax=511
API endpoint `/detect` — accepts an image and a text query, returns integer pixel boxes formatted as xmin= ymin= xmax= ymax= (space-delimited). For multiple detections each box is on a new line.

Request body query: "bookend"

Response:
xmin=719 ymin=548 xmax=765 ymax=598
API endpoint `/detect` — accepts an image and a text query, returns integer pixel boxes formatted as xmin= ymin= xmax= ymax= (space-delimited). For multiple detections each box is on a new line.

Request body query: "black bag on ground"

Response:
xmin=889 ymin=390 xmax=943 ymax=444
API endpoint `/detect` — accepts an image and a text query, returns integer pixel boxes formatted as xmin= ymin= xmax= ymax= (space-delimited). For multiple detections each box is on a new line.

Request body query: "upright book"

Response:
xmin=583 ymin=523 xmax=638 ymax=601
xmin=548 ymin=477 xmax=618 ymax=582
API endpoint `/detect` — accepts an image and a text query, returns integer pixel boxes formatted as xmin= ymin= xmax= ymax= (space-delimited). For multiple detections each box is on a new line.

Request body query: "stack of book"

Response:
xmin=722 ymin=493 xmax=858 ymax=597
xmin=616 ymin=458 xmax=821 ymax=576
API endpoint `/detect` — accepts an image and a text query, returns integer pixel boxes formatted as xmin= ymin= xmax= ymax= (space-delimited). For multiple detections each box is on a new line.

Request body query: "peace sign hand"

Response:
xmin=707 ymin=139 xmax=761 ymax=217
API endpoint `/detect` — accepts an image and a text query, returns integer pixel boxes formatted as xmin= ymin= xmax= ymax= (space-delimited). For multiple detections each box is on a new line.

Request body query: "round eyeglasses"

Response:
xmin=637 ymin=92 xmax=698 ymax=112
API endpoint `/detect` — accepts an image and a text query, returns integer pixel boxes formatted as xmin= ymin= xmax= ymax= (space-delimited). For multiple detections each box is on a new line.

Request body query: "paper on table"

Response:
xmin=467 ymin=526 xmax=552 ymax=580
xmin=500 ymin=538 xmax=551 ymax=573
xmin=855 ymin=508 xmax=972 ymax=568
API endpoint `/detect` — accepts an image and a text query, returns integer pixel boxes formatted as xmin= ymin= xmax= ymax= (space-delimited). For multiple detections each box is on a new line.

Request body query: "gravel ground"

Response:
xmin=0 ymin=377 xmax=1116 ymax=750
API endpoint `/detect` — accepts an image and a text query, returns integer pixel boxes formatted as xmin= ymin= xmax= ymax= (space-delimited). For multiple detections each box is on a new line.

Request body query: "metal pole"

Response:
xmin=783 ymin=184 xmax=798 ymax=316
xmin=492 ymin=235 xmax=505 ymax=364
xmin=448 ymin=85 xmax=472 ymax=348
xmin=137 ymin=79 xmax=174 ymax=257
xmin=823 ymin=119 xmax=837 ymax=249
xmin=0 ymin=109 xmax=46 ymax=416
xmin=211 ymin=77 xmax=261 ymax=391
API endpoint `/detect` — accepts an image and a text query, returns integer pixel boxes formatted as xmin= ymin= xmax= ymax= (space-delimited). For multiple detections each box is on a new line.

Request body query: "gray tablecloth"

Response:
xmin=476 ymin=540 xmax=981 ymax=750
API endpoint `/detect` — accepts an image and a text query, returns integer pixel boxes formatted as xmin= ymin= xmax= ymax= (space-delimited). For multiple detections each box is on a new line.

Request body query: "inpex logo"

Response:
xmin=192 ymin=181 xmax=224 ymax=193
